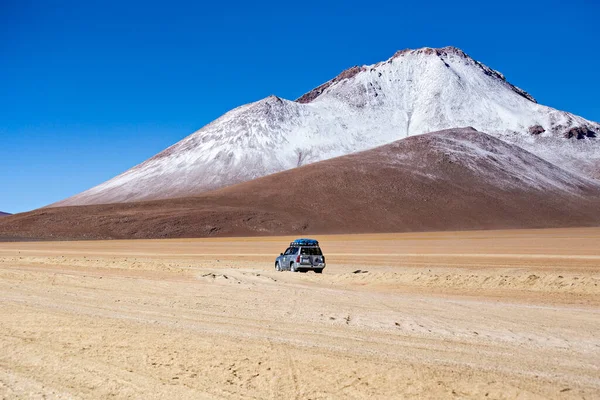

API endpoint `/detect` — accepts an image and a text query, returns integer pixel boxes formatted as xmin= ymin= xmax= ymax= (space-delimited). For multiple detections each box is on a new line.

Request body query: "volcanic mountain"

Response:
xmin=5 ymin=128 xmax=600 ymax=240
xmin=54 ymin=46 xmax=600 ymax=207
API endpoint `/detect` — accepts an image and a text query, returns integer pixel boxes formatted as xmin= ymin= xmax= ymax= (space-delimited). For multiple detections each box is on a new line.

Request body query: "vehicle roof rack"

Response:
xmin=290 ymin=238 xmax=319 ymax=247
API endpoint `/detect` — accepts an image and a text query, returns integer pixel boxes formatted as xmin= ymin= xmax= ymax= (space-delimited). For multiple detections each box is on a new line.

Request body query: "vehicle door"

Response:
xmin=289 ymin=247 xmax=298 ymax=267
xmin=282 ymin=247 xmax=291 ymax=268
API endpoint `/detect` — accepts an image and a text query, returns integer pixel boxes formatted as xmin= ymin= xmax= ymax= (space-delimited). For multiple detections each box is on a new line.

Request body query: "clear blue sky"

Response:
xmin=2 ymin=0 xmax=599 ymax=213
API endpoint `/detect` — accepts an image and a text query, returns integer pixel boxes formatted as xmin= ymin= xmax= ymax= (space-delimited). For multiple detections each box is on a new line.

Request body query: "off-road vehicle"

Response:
xmin=275 ymin=238 xmax=326 ymax=273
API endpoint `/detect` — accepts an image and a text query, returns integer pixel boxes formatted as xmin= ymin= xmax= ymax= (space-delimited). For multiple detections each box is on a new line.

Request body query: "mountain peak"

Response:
xmin=296 ymin=45 xmax=536 ymax=105
xmin=391 ymin=46 xmax=469 ymax=59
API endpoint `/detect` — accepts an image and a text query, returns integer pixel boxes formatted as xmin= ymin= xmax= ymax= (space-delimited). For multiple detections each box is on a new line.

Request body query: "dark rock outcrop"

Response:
xmin=529 ymin=125 xmax=545 ymax=135
xmin=564 ymin=126 xmax=597 ymax=140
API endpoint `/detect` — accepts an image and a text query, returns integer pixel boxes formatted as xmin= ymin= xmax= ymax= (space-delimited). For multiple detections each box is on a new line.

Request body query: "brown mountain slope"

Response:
xmin=2 ymin=128 xmax=600 ymax=241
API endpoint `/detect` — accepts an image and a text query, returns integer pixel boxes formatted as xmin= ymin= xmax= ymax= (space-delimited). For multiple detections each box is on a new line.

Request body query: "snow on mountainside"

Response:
xmin=55 ymin=46 xmax=600 ymax=207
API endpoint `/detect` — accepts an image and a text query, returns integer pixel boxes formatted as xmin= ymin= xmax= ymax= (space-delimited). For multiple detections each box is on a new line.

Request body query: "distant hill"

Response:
xmin=2 ymin=128 xmax=600 ymax=241
xmin=0 ymin=212 xmax=11 ymax=217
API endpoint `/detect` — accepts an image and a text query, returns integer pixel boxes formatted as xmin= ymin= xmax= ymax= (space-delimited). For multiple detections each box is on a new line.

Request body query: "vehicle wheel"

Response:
xmin=314 ymin=269 xmax=323 ymax=274
xmin=290 ymin=262 xmax=297 ymax=272
xmin=275 ymin=262 xmax=281 ymax=271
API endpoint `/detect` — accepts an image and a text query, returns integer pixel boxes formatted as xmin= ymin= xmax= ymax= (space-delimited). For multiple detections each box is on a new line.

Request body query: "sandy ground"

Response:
xmin=1 ymin=228 xmax=599 ymax=399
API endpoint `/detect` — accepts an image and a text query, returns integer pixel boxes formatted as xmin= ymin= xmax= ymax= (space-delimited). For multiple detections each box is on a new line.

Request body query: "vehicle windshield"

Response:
xmin=301 ymin=247 xmax=322 ymax=255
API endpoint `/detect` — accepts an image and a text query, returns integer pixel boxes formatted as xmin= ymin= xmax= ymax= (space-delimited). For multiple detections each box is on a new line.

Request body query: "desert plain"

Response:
xmin=1 ymin=227 xmax=599 ymax=399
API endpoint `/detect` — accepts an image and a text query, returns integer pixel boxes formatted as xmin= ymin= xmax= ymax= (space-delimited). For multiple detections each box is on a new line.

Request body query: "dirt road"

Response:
xmin=1 ymin=228 xmax=599 ymax=399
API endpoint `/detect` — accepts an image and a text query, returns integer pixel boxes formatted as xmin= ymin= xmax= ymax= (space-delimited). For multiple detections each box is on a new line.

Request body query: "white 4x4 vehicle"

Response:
xmin=275 ymin=238 xmax=326 ymax=273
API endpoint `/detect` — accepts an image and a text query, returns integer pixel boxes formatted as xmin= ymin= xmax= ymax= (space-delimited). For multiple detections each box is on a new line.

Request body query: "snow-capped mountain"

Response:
xmin=55 ymin=46 xmax=600 ymax=206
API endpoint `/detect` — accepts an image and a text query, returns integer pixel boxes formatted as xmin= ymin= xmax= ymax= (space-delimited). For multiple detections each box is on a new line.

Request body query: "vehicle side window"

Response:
xmin=289 ymin=247 xmax=298 ymax=255
xmin=283 ymin=248 xmax=291 ymax=255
